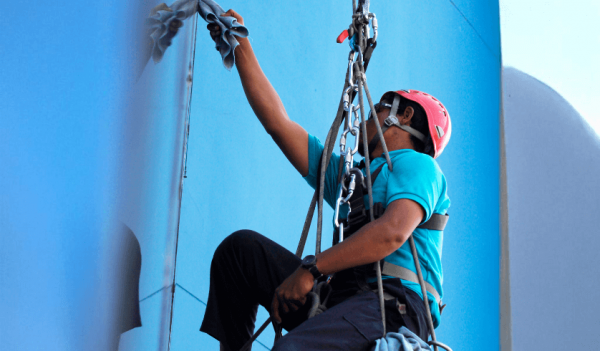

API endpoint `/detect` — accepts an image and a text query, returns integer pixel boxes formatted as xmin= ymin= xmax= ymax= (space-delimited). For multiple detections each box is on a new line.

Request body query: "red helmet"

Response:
xmin=381 ymin=90 xmax=452 ymax=159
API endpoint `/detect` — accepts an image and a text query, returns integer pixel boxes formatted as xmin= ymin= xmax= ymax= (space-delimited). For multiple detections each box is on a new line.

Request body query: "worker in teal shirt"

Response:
xmin=200 ymin=9 xmax=452 ymax=351
xmin=303 ymin=130 xmax=450 ymax=327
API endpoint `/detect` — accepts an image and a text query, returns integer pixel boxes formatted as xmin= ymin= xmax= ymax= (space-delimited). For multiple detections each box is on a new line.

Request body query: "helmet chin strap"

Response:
xmin=366 ymin=95 xmax=427 ymax=160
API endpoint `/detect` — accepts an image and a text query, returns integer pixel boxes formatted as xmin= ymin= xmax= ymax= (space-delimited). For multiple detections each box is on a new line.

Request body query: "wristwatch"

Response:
xmin=301 ymin=255 xmax=323 ymax=280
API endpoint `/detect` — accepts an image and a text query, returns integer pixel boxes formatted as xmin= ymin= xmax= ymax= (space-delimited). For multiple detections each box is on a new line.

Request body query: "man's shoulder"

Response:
xmin=388 ymin=149 xmax=442 ymax=176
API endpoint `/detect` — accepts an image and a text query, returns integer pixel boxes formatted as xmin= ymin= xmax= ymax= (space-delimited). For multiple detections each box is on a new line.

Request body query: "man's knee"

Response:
xmin=212 ymin=229 xmax=262 ymax=263
xmin=217 ymin=229 xmax=260 ymax=251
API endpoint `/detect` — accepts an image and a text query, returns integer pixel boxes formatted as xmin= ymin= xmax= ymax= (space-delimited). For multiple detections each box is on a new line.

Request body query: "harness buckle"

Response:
xmin=397 ymin=301 xmax=407 ymax=315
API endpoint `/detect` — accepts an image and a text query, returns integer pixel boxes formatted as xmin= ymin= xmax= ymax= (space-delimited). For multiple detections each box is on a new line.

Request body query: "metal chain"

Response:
xmin=330 ymin=3 xmax=390 ymax=338
xmin=333 ymin=5 xmax=378 ymax=243
xmin=334 ymin=54 xmax=362 ymax=243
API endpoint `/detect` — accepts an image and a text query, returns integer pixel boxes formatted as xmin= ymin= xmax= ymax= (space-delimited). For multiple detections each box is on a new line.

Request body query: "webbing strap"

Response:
xmin=371 ymin=289 xmax=396 ymax=301
xmin=417 ymin=214 xmax=449 ymax=231
xmin=365 ymin=162 xmax=449 ymax=232
xmin=380 ymin=261 xmax=442 ymax=306
xmin=370 ymin=163 xmax=385 ymax=184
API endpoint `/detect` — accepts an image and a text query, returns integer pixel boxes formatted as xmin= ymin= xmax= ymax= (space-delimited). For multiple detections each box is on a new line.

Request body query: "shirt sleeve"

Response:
xmin=385 ymin=153 xmax=442 ymax=224
xmin=303 ymin=134 xmax=342 ymax=210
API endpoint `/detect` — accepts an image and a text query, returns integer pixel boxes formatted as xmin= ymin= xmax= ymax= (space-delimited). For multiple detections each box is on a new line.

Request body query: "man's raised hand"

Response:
xmin=206 ymin=9 xmax=244 ymax=47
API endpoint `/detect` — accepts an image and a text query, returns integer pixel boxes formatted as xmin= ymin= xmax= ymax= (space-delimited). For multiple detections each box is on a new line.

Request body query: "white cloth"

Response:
xmin=147 ymin=0 xmax=248 ymax=70
xmin=371 ymin=327 xmax=433 ymax=351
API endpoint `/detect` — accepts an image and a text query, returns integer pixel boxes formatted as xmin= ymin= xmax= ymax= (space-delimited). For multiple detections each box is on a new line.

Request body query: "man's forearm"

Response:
xmin=314 ymin=198 xmax=423 ymax=275
xmin=234 ymin=38 xmax=288 ymax=133
xmin=314 ymin=219 xmax=405 ymax=276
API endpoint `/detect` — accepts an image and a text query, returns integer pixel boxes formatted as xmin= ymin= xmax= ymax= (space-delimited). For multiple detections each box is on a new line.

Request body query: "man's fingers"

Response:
xmin=277 ymin=293 xmax=289 ymax=314
xmin=289 ymin=295 xmax=307 ymax=310
xmin=206 ymin=23 xmax=221 ymax=42
xmin=169 ymin=20 xmax=183 ymax=33
xmin=170 ymin=19 xmax=183 ymax=29
xmin=271 ymin=295 xmax=281 ymax=324
xmin=221 ymin=9 xmax=236 ymax=17
xmin=221 ymin=9 xmax=244 ymax=25
xmin=288 ymin=300 xmax=301 ymax=312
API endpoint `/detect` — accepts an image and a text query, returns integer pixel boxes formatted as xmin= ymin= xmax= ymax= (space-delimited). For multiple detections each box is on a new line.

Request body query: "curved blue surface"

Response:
xmin=1 ymin=1 xmax=134 ymax=349
xmin=1 ymin=1 xmax=198 ymax=350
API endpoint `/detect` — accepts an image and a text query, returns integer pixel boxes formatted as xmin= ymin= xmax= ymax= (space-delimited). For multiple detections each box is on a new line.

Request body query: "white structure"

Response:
xmin=502 ymin=67 xmax=600 ymax=350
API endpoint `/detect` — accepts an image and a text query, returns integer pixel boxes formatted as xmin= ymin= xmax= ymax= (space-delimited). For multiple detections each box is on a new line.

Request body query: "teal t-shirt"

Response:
xmin=303 ymin=134 xmax=450 ymax=327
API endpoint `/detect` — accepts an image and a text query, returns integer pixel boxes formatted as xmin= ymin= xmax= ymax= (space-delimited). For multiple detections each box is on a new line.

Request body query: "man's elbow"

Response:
xmin=263 ymin=117 xmax=286 ymax=138
xmin=382 ymin=224 xmax=410 ymax=252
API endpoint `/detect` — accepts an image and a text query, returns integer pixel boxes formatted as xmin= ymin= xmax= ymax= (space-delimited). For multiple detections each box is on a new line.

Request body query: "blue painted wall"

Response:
xmin=1 ymin=1 xmax=133 ymax=349
xmin=171 ymin=1 xmax=501 ymax=351
xmin=0 ymin=1 xmax=501 ymax=350
xmin=1 ymin=1 xmax=197 ymax=350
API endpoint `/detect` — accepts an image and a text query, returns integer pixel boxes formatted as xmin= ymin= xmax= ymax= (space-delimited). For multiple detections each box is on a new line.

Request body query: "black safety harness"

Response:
xmin=331 ymin=161 xmax=448 ymax=310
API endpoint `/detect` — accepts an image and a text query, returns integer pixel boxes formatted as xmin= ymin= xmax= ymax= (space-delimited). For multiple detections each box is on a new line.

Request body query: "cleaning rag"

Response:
xmin=371 ymin=327 xmax=433 ymax=351
xmin=147 ymin=0 xmax=248 ymax=70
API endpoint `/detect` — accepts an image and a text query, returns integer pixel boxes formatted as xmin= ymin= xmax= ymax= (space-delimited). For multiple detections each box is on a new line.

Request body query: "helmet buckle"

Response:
xmin=384 ymin=116 xmax=398 ymax=127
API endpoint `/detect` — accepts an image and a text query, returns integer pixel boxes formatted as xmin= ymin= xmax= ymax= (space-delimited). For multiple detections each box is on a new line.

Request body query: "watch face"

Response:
xmin=302 ymin=255 xmax=316 ymax=266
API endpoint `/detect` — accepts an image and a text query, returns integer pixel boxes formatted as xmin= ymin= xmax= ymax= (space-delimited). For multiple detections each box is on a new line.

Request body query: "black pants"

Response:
xmin=200 ymin=230 xmax=430 ymax=351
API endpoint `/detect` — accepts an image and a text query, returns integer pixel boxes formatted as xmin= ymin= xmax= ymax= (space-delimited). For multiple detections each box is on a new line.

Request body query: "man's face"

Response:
xmin=357 ymin=102 xmax=392 ymax=157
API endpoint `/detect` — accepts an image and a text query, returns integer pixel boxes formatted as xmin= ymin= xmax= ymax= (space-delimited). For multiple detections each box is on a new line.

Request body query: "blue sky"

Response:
xmin=500 ymin=0 xmax=600 ymax=136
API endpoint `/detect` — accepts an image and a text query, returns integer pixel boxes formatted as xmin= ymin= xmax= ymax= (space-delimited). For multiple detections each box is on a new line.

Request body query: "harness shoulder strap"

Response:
xmin=417 ymin=213 xmax=449 ymax=231
xmin=369 ymin=163 xmax=385 ymax=184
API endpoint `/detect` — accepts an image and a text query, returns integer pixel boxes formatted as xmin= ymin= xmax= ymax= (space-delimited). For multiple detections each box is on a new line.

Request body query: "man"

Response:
xmin=200 ymin=9 xmax=451 ymax=351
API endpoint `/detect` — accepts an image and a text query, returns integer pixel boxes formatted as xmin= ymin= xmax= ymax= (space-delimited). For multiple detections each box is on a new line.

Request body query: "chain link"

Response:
xmin=334 ymin=10 xmax=377 ymax=242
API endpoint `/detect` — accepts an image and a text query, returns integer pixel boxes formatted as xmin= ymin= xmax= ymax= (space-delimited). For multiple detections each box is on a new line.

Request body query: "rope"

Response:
xmin=139 ymin=284 xmax=172 ymax=303
xmin=409 ymin=236 xmax=439 ymax=351
xmin=315 ymin=68 xmax=352 ymax=255
xmin=295 ymin=191 xmax=318 ymax=257
xmin=239 ymin=317 xmax=274 ymax=351
xmin=428 ymin=341 xmax=454 ymax=351
xmin=357 ymin=66 xmax=386 ymax=336
xmin=359 ymin=62 xmax=392 ymax=170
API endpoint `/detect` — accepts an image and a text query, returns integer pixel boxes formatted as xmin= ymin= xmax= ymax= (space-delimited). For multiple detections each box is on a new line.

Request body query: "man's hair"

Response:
xmin=397 ymin=98 xmax=434 ymax=157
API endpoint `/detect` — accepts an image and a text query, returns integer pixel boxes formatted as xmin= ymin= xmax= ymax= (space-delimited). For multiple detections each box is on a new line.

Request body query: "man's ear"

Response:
xmin=401 ymin=106 xmax=414 ymax=125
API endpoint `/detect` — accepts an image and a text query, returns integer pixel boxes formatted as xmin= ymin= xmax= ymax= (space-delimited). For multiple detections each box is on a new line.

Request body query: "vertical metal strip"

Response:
xmin=165 ymin=12 xmax=199 ymax=351
xmin=499 ymin=70 xmax=512 ymax=351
